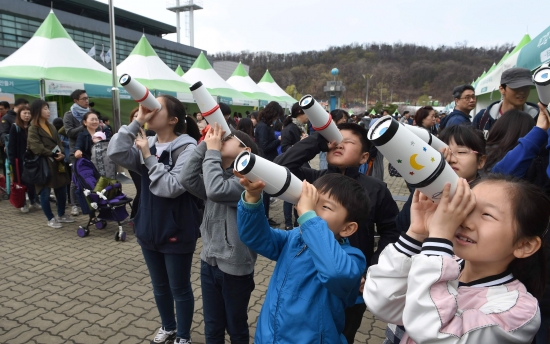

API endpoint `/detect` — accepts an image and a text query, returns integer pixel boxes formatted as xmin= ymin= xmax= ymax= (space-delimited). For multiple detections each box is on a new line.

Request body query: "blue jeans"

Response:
xmin=39 ymin=186 xmax=66 ymax=221
xmin=141 ymin=248 xmax=194 ymax=340
xmin=201 ymin=260 xmax=255 ymax=344
xmin=283 ymin=201 xmax=298 ymax=228
xmin=534 ymin=314 xmax=549 ymax=344
xmin=319 ymin=151 xmax=328 ymax=170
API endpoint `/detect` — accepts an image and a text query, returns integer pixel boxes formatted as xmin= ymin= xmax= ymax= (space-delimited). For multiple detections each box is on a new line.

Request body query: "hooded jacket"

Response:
xmin=179 ymin=141 xmax=257 ymax=275
xmin=365 ymin=234 xmax=540 ymax=344
xmin=472 ymin=100 xmax=539 ymax=133
xmin=274 ymin=132 xmax=400 ymax=266
xmin=238 ymin=195 xmax=366 ymax=343
xmin=107 ymin=120 xmax=200 ymax=254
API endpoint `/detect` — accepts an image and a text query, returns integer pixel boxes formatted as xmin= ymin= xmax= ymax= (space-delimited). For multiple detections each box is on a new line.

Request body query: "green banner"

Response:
xmin=259 ymin=100 xmax=269 ymax=107
xmin=84 ymin=84 xmax=132 ymax=100
xmin=0 ymin=77 xmax=40 ymax=95
xmin=517 ymin=26 xmax=550 ymax=71
xmin=219 ymin=96 xmax=232 ymax=105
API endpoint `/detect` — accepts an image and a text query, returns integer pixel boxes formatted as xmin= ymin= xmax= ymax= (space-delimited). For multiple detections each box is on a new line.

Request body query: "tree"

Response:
xmin=417 ymin=94 xmax=430 ymax=106
xmin=285 ymin=85 xmax=302 ymax=100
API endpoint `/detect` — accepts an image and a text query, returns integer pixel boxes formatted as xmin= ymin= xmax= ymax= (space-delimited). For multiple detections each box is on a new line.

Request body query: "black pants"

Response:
xmin=129 ymin=170 xmax=141 ymax=219
xmin=343 ymin=303 xmax=367 ymax=344
xmin=263 ymin=191 xmax=270 ymax=218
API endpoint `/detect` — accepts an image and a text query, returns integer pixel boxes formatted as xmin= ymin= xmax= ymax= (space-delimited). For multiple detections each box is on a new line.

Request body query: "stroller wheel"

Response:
xmin=95 ymin=220 xmax=107 ymax=229
xmin=77 ymin=227 xmax=87 ymax=238
xmin=120 ymin=231 xmax=127 ymax=242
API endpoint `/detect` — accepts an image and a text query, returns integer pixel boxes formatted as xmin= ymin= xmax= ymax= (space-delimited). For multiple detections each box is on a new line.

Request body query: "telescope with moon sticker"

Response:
xmin=234 ymin=151 xmax=302 ymax=204
xmin=368 ymin=115 xmax=458 ymax=202
xmin=190 ymin=81 xmax=232 ymax=138
xmin=119 ymin=74 xmax=162 ymax=111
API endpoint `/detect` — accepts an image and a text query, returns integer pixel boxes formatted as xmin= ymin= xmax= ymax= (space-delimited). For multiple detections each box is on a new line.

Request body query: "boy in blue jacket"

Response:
xmin=236 ymin=172 xmax=368 ymax=343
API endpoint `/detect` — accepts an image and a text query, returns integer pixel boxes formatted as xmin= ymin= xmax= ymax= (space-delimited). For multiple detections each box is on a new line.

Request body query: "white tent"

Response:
xmin=117 ymin=35 xmax=193 ymax=102
xmin=226 ymin=62 xmax=279 ymax=107
xmin=182 ymin=52 xmax=257 ymax=107
xmin=256 ymin=70 xmax=297 ymax=108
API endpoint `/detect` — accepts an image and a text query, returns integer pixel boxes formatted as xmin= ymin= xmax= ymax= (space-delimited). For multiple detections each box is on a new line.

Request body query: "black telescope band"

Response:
xmin=407 ymin=152 xmax=446 ymax=188
xmin=238 ymin=153 xmax=293 ymax=198
xmin=190 ymin=81 xmax=203 ymax=91
xmin=299 ymin=95 xmax=315 ymax=110
xmin=370 ymin=117 xmax=399 ymax=146
xmin=269 ymin=167 xmax=292 ymax=198
xmin=237 ymin=152 xmax=255 ymax=175
xmin=119 ymin=74 xmax=131 ymax=86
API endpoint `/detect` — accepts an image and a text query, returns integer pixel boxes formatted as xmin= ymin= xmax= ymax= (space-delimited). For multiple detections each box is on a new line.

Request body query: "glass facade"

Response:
xmin=0 ymin=12 xmax=196 ymax=71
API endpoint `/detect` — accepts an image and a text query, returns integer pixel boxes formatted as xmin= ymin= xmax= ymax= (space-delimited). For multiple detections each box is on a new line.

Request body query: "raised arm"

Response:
xmin=300 ymin=213 xmax=365 ymax=303
xmin=107 ymin=120 xmax=142 ymax=173
xmin=274 ymin=132 xmax=327 ymax=181
xmin=179 ymin=141 xmax=208 ymax=201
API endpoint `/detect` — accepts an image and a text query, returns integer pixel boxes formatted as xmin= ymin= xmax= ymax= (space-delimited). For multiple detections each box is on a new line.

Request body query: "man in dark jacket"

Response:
xmin=440 ymin=84 xmax=476 ymax=129
xmin=472 ymin=68 xmax=539 ymax=134
xmin=275 ymin=123 xmax=400 ymax=344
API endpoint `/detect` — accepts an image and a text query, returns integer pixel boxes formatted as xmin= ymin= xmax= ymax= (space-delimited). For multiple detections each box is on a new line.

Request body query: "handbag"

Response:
xmin=22 ymin=150 xmax=51 ymax=185
xmin=10 ymin=158 xmax=27 ymax=208
xmin=388 ymin=163 xmax=402 ymax=178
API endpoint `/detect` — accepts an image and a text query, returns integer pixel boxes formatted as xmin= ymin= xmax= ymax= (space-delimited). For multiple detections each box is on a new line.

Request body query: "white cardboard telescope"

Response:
xmin=533 ymin=64 xmax=550 ymax=107
xmin=403 ymin=123 xmax=448 ymax=151
xmin=369 ymin=115 xmax=458 ymax=202
xmin=299 ymin=95 xmax=343 ymax=144
xmin=119 ymin=74 xmax=162 ymax=111
xmin=234 ymin=151 xmax=302 ymax=205
xmin=190 ymin=81 xmax=231 ymax=138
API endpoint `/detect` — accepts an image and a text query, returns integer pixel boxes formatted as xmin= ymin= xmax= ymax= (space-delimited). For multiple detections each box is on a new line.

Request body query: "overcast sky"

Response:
xmin=97 ymin=0 xmax=548 ymax=54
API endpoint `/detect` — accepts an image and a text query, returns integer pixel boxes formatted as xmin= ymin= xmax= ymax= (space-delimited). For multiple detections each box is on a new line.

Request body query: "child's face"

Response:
xmin=454 ymin=182 xmax=517 ymax=267
xmin=447 ymin=138 xmax=485 ymax=182
xmin=314 ymin=191 xmax=354 ymax=239
xmin=220 ymin=136 xmax=247 ymax=160
xmin=326 ymin=130 xmax=368 ymax=168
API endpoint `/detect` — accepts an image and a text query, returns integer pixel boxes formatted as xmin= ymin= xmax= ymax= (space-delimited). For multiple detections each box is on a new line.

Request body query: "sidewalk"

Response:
xmin=0 ymin=157 xmax=409 ymax=343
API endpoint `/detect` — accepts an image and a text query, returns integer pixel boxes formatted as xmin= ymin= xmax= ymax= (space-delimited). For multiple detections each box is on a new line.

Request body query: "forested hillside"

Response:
xmin=213 ymin=42 xmax=513 ymax=106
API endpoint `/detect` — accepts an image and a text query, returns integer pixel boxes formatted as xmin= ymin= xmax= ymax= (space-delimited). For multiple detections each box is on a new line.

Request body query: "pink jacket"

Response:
xmin=364 ymin=234 xmax=541 ymax=343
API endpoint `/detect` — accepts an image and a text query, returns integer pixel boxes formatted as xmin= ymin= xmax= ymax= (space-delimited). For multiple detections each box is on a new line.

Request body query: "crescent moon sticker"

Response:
xmin=410 ymin=154 xmax=425 ymax=170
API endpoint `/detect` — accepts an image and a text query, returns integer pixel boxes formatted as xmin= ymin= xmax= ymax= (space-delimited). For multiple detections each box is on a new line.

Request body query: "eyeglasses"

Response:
xmin=79 ymin=97 xmax=90 ymax=101
xmin=450 ymin=149 xmax=479 ymax=159
xmin=459 ymin=95 xmax=476 ymax=101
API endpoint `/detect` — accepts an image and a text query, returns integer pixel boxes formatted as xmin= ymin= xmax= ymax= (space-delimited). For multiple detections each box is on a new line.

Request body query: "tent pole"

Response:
xmin=108 ymin=0 xmax=120 ymax=134
xmin=40 ymin=79 xmax=45 ymax=100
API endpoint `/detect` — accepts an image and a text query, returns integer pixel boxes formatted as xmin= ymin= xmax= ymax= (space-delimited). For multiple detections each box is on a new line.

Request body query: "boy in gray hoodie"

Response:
xmin=179 ymin=124 xmax=259 ymax=344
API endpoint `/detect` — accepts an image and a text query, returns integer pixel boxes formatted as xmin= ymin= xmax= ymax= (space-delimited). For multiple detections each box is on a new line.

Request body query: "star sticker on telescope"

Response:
xmin=410 ymin=141 xmax=415 ymax=146
xmin=431 ymin=157 xmax=435 ymax=162
xmin=397 ymin=159 xmax=402 ymax=163
xmin=423 ymin=147 xmax=427 ymax=152
xmin=409 ymin=172 xmax=414 ymax=175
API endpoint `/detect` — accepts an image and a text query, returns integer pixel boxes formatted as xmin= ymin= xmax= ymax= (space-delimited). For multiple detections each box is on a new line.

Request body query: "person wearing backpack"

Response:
xmin=108 ymin=95 xmax=202 ymax=344
xmin=7 ymin=103 xmax=39 ymax=213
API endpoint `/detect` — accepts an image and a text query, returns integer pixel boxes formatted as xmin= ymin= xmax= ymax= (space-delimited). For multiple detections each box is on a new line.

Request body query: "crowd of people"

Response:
xmin=0 ymin=66 xmax=549 ymax=344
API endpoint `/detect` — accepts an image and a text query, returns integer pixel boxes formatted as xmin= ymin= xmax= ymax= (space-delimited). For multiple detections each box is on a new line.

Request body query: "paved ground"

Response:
xmin=0 ymin=157 xmax=409 ymax=344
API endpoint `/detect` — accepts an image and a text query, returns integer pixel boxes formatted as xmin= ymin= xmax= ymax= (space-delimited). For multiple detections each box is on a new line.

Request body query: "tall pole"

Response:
xmin=365 ymin=77 xmax=369 ymax=108
xmin=175 ymin=0 xmax=180 ymax=43
xmin=189 ymin=0 xmax=195 ymax=47
xmin=108 ymin=0 xmax=120 ymax=134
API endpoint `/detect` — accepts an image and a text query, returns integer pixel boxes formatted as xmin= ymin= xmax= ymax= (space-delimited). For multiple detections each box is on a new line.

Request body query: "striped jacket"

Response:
xmin=364 ymin=234 xmax=541 ymax=343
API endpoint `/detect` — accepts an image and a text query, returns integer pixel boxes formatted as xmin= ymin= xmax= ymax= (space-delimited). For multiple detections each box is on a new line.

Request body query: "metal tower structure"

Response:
xmin=166 ymin=0 xmax=203 ymax=47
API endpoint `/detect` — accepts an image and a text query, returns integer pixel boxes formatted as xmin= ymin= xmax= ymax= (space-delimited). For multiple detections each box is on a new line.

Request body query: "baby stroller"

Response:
xmin=72 ymin=158 xmax=132 ymax=241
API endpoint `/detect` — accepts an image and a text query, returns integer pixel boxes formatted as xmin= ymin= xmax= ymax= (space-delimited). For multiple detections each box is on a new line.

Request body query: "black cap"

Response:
xmin=500 ymin=68 xmax=533 ymax=89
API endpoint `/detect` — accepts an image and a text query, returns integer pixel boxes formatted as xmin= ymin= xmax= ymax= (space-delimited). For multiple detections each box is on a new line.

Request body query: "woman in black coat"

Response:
xmin=74 ymin=112 xmax=101 ymax=160
xmin=7 ymin=104 xmax=38 ymax=212
xmin=254 ymin=101 xmax=283 ymax=226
